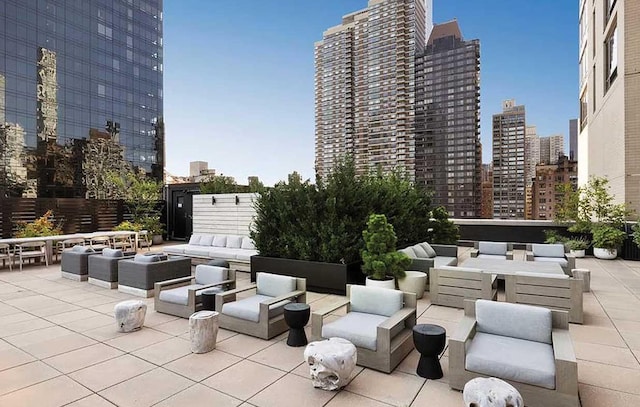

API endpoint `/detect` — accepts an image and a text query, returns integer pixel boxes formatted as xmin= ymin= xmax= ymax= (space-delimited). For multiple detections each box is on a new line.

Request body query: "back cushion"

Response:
xmin=134 ymin=253 xmax=160 ymax=262
xmin=102 ymin=248 xmax=123 ymax=258
xmin=188 ymin=233 xmax=203 ymax=245
xmin=478 ymin=241 xmax=507 ymax=256
xmin=241 ymin=237 xmax=256 ymax=250
xmin=199 ymin=235 xmax=214 ymax=246
xmin=350 ymin=285 xmax=403 ymax=317
xmin=411 ymin=244 xmax=430 ymax=258
xmin=532 ymin=244 xmax=565 ymax=258
xmin=476 ymin=300 xmax=552 ymax=344
xmin=72 ymin=245 xmax=94 ymax=253
xmin=226 ymin=236 xmax=243 ymax=248
xmin=399 ymin=247 xmax=417 ymax=259
xmin=419 ymin=242 xmax=437 ymax=258
xmin=195 ymin=265 xmax=228 ymax=285
xmin=256 ymin=273 xmax=297 ymax=297
xmin=212 ymin=235 xmax=227 ymax=247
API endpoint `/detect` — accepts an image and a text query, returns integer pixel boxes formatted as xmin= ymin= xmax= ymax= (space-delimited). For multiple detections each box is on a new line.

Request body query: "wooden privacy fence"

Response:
xmin=0 ymin=198 xmax=133 ymax=239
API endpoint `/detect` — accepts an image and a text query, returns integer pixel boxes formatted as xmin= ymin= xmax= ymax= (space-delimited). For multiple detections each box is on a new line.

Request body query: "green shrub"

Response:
xmin=361 ymin=214 xmax=411 ymax=280
xmin=543 ymin=229 xmax=567 ymax=244
xmin=591 ymin=225 xmax=626 ymax=250
xmin=14 ymin=210 xmax=63 ymax=238
xmin=633 ymin=223 xmax=640 ymax=248
xmin=113 ymin=221 xmax=142 ymax=232
xmin=565 ymin=237 xmax=590 ymax=251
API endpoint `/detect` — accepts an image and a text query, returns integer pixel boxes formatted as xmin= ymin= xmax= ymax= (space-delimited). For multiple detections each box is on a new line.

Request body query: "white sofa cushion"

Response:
xmin=235 ymin=249 xmax=258 ymax=261
xmin=221 ymin=294 xmax=289 ymax=322
xmin=184 ymin=246 xmax=211 ymax=257
xmin=212 ymin=235 xmax=227 ymax=247
xmin=256 ymin=273 xmax=297 ymax=297
xmin=159 ymin=284 xmax=224 ymax=306
xmin=189 ymin=233 xmax=204 ymax=245
xmin=208 ymin=247 xmax=239 ymax=259
xmin=478 ymin=242 xmax=508 ymax=256
xmin=350 ymin=285 xmax=403 ymax=317
xmin=534 ymin=257 xmax=568 ymax=267
xmin=241 ymin=237 xmax=256 ymax=250
xmin=532 ymin=244 xmax=565 ymax=258
xmin=516 ymin=271 xmax=569 ymax=279
xmin=466 ymin=332 xmax=556 ymax=389
xmin=477 ymin=254 xmax=507 ymax=260
xmin=322 ymin=312 xmax=388 ymax=351
xmin=199 ymin=234 xmax=214 ymax=246
xmin=399 ymin=247 xmax=417 ymax=259
xmin=434 ymin=256 xmax=457 ymax=268
xmin=226 ymin=235 xmax=243 ymax=248
xmin=194 ymin=265 xmax=228 ymax=285
xmin=419 ymin=242 xmax=437 ymax=258
xmin=476 ymin=300 xmax=552 ymax=344
xmin=163 ymin=244 xmax=187 ymax=254
xmin=412 ymin=244 xmax=430 ymax=258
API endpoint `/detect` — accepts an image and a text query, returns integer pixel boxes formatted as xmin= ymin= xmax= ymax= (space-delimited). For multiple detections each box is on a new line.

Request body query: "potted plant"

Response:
xmin=113 ymin=221 xmax=142 ymax=232
xmin=565 ymin=237 xmax=589 ymax=258
xmin=591 ymin=225 xmax=626 ymax=259
xmin=140 ymin=216 xmax=165 ymax=245
xmin=361 ymin=214 xmax=411 ymax=289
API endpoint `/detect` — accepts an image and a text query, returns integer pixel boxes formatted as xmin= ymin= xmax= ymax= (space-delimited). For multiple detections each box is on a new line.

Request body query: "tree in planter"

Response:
xmin=361 ymin=214 xmax=411 ymax=281
xmin=591 ymin=225 xmax=626 ymax=254
xmin=427 ymin=206 xmax=460 ymax=244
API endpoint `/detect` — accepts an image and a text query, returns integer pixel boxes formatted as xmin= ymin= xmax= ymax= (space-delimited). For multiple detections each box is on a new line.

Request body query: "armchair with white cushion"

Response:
xmin=311 ymin=285 xmax=417 ymax=373
xmin=470 ymin=241 xmax=514 ymax=260
xmin=216 ymin=272 xmax=306 ymax=339
xmin=526 ymin=244 xmax=575 ymax=274
xmin=449 ymin=299 xmax=579 ymax=407
xmin=154 ymin=265 xmax=236 ymax=318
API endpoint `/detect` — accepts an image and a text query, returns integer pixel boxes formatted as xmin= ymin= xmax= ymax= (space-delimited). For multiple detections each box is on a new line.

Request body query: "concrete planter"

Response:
xmin=365 ymin=277 xmax=396 ymax=290
xmin=397 ymin=271 xmax=427 ymax=299
xmin=570 ymin=249 xmax=586 ymax=258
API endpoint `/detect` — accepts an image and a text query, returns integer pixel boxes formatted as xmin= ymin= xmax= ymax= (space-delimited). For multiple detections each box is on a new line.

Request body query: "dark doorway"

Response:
xmin=171 ymin=191 xmax=193 ymax=240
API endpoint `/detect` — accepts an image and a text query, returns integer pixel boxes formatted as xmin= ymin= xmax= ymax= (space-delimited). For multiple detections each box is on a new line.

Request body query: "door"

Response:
xmin=171 ymin=192 xmax=193 ymax=240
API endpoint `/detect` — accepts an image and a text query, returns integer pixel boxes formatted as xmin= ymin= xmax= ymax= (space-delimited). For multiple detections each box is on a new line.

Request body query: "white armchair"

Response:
xmin=526 ymin=244 xmax=575 ymax=274
xmin=470 ymin=241 xmax=514 ymax=260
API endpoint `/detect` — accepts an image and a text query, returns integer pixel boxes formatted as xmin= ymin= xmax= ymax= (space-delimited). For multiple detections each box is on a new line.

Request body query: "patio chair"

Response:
xmin=429 ymin=266 xmax=497 ymax=308
xmin=526 ymin=244 xmax=575 ymax=275
xmin=55 ymin=238 xmax=86 ymax=262
xmin=505 ymin=273 xmax=583 ymax=324
xmin=61 ymin=245 xmax=98 ymax=281
xmin=112 ymin=234 xmax=134 ymax=252
xmin=138 ymin=230 xmax=152 ymax=251
xmin=0 ymin=243 xmax=13 ymax=271
xmin=88 ymin=248 xmax=136 ymax=288
xmin=216 ymin=272 xmax=306 ymax=339
xmin=89 ymin=235 xmax=112 ymax=251
xmin=449 ymin=299 xmax=579 ymax=407
xmin=311 ymin=285 xmax=417 ymax=373
xmin=470 ymin=241 xmax=514 ymax=260
xmin=155 ymin=265 xmax=236 ymax=318
xmin=15 ymin=241 xmax=48 ymax=271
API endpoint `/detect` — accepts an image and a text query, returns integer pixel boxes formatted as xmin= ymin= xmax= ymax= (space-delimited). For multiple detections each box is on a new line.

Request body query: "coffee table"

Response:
xmin=460 ymin=258 xmax=565 ymax=279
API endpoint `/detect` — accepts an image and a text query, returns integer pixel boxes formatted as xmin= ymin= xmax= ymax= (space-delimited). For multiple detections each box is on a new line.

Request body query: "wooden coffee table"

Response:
xmin=459 ymin=258 xmax=565 ymax=279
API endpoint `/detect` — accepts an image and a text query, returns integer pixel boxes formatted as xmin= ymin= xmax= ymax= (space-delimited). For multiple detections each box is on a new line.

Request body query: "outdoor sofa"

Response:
xmin=398 ymin=242 xmax=458 ymax=285
xmin=163 ymin=233 xmax=257 ymax=271
xmin=470 ymin=241 xmax=514 ymax=260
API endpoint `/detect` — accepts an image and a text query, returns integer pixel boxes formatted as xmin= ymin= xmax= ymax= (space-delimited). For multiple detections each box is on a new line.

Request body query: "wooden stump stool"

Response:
xmin=304 ymin=338 xmax=357 ymax=391
xmin=463 ymin=377 xmax=523 ymax=407
xmin=189 ymin=310 xmax=219 ymax=354
xmin=114 ymin=300 xmax=147 ymax=332
xmin=572 ymin=268 xmax=591 ymax=292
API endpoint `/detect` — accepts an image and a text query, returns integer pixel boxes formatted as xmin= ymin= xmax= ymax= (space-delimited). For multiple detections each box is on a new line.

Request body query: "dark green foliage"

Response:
xmin=633 ymin=223 xmax=640 ymax=249
xmin=250 ymin=157 xmax=455 ymax=264
xmin=427 ymin=206 xmax=460 ymax=244
xmin=591 ymin=225 xmax=626 ymax=250
xmin=361 ymin=214 xmax=411 ymax=280
xmin=544 ymin=229 xmax=567 ymax=244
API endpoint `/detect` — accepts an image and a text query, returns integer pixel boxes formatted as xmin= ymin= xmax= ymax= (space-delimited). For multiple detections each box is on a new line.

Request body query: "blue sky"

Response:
xmin=164 ymin=0 xmax=578 ymax=185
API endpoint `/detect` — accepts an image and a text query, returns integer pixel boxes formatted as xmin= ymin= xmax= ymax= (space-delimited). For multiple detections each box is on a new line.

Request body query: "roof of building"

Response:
xmin=427 ymin=19 xmax=462 ymax=45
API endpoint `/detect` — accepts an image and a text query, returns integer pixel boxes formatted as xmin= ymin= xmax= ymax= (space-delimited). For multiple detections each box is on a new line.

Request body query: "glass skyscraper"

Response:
xmin=0 ymin=0 xmax=163 ymax=198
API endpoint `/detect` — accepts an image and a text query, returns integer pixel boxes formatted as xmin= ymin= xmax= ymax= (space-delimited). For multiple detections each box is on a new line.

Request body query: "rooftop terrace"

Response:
xmin=0 ymin=246 xmax=639 ymax=406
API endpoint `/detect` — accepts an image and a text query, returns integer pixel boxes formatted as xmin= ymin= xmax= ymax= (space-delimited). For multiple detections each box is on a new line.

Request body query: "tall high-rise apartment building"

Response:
xmin=492 ymin=99 xmax=526 ymax=219
xmin=579 ymin=0 xmax=640 ymax=213
xmin=0 ymin=0 xmax=164 ymax=198
xmin=524 ymin=125 xmax=539 ymax=185
xmin=415 ymin=20 xmax=481 ymax=218
xmin=314 ymin=0 xmax=428 ymax=179
xmin=539 ymin=134 xmax=564 ymax=164
xmin=569 ymin=119 xmax=578 ymax=161
xmin=532 ymin=155 xmax=578 ymax=220
xmin=480 ymin=163 xmax=493 ymax=219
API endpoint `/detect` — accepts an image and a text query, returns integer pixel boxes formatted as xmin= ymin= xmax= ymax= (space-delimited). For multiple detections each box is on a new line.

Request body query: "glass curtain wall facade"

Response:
xmin=0 ymin=0 xmax=163 ymax=198
xmin=415 ymin=20 xmax=481 ymax=218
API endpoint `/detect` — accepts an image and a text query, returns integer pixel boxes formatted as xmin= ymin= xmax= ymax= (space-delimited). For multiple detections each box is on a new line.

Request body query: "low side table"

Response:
xmin=413 ymin=324 xmax=446 ymax=379
xmin=189 ymin=310 xmax=219 ymax=354
xmin=283 ymin=303 xmax=310 ymax=346
xmin=201 ymin=289 xmax=218 ymax=311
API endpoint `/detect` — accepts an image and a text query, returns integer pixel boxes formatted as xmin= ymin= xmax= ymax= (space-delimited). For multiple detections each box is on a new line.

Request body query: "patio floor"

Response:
xmin=0 ymin=246 xmax=639 ymax=406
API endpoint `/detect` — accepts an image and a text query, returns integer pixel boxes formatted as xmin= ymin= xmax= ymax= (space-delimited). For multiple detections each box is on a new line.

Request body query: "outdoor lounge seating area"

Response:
xmin=0 ymin=243 xmax=638 ymax=406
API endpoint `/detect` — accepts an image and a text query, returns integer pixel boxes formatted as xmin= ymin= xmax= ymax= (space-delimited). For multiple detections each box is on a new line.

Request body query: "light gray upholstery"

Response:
xmin=102 ymin=248 xmax=123 ymax=258
xmin=412 ymin=244 xmax=430 ymax=258
xmin=212 ymin=235 xmax=227 ymax=247
xmin=434 ymin=256 xmax=458 ymax=267
xmin=476 ymin=254 xmax=507 ymax=260
xmin=466 ymin=332 xmax=556 ymax=389
xmin=399 ymin=247 xmax=417 ymax=258
xmin=72 ymin=245 xmax=93 ymax=253
xmin=419 ymin=242 xmax=437 ymax=258
xmin=163 ymin=245 xmax=186 ymax=254
xmin=134 ymin=253 xmax=167 ymax=263
xmin=221 ymin=294 xmax=290 ymax=322
xmin=165 ymin=234 xmax=257 ymax=269
xmin=241 ymin=237 xmax=256 ymax=250
xmin=476 ymin=300 xmax=552 ymax=344
xmin=256 ymin=272 xmax=297 ymax=297
xmin=322 ymin=312 xmax=388 ymax=351
xmin=350 ymin=285 xmax=403 ymax=317
xmin=184 ymin=246 xmax=212 ymax=257
xmin=516 ymin=271 xmax=570 ymax=279
xmin=535 ymin=257 xmax=569 ymax=267
xmin=226 ymin=235 xmax=243 ymax=248
xmin=478 ymin=242 xmax=508 ymax=256
xmin=189 ymin=233 xmax=203 ymax=245
xmin=532 ymin=244 xmax=565 ymax=258
xmin=194 ymin=265 xmax=228 ymax=285
xmin=159 ymin=284 xmax=203 ymax=305
xmin=199 ymin=235 xmax=214 ymax=246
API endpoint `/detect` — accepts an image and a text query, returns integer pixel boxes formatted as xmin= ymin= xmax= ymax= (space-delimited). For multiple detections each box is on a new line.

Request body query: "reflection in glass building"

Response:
xmin=0 ymin=0 xmax=164 ymax=198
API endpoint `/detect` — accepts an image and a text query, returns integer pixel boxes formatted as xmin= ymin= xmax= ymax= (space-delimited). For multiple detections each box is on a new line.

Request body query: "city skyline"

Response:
xmin=163 ymin=0 xmax=578 ymax=185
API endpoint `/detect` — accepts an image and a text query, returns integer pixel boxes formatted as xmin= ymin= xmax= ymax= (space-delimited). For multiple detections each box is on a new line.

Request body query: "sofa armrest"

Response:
xmin=259 ymin=290 xmax=306 ymax=322
xmin=552 ymin=328 xmax=578 ymax=395
xmin=215 ymin=284 xmax=257 ymax=311
xmin=449 ymin=316 xmax=477 ymax=376
xmin=409 ymin=258 xmax=434 ymax=272
xmin=470 ymin=249 xmax=479 ymax=258
xmin=188 ymin=278 xmax=236 ymax=294
xmin=432 ymin=244 xmax=458 ymax=258
xmin=506 ymin=251 xmax=514 ymax=260
xmin=377 ymin=307 xmax=416 ymax=353
xmin=525 ymin=251 xmax=534 ymax=261
xmin=311 ymin=298 xmax=351 ymax=341
xmin=451 ymin=316 xmax=476 ymax=343
xmin=565 ymin=253 xmax=576 ymax=271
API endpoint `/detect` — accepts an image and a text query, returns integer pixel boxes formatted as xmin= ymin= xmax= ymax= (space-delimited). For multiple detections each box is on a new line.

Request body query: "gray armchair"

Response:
xmin=118 ymin=254 xmax=192 ymax=297
xmin=526 ymin=244 xmax=575 ymax=274
xmin=311 ymin=285 xmax=417 ymax=373
xmin=155 ymin=265 xmax=236 ymax=318
xmin=61 ymin=245 xmax=97 ymax=281
xmin=216 ymin=272 xmax=306 ymax=339
xmin=88 ymin=248 xmax=135 ymax=288
xmin=449 ymin=299 xmax=579 ymax=407
xmin=470 ymin=241 xmax=514 ymax=260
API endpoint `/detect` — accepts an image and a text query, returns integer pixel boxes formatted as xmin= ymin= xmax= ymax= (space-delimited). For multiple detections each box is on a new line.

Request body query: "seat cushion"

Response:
xmin=476 ymin=300 xmax=552 ymax=344
xmin=184 ymin=246 xmax=211 ymax=257
xmin=350 ymin=285 xmax=403 ymax=317
xmin=221 ymin=294 xmax=290 ymax=322
xmin=241 ymin=237 xmax=256 ymax=250
xmin=194 ymin=265 xmax=228 ymax=285
xmin=534 ymin=257 xmax=568 ymax=267
xmin=235 ymin=249 xmax=258 ymax=261
xmin=419 ymin=242 xmax=437 ymax=258
xmin=72 ymin=245 xmax=93 ymax=253
xmin=478 ymin=242 xmax=508 ymax=256
xmin=133 ymin=253 xmax=167 ymax=263
xmin=532 ymin=244 xmax=565 ymax=258
xmin=516 ymin=271 xmax=569 ymax=279
xmin=208 ymin=247 xmax=238 ymax=259
xmin=466 ymin=332 xmax=556 ymax=389
xmin=256 ymin=273 xmax=297 ymax=297
xmin=434 ymin=256 xmax=457 ymax=268
xmin=226 ymin=235 xmax=243 ymax=248
xmin=212 ymin=235 xmax=227 ymax=247
xmin=199 ymin=234 xmax=214 ymax=246
xmin=163 ymin=245 xmax=187 ymax=255
xmin=158 ymin=284 xmax=205 ymax=305
xmin=477 ymin=254 xmax=507 ymax=260
xmin=188 ymin=233 xmax=204 ymax=245
xmin=322 ymin=312 xmax=388 ymax=351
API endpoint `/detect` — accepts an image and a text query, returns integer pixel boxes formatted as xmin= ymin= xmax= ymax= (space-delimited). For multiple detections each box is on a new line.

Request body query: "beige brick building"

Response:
xmin=578 ymin=0 xmax=640 ymax=214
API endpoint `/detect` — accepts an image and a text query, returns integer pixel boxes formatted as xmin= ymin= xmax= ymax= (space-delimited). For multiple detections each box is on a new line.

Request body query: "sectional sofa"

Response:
xmin=163 ymin=233 xmax=258 ymax=271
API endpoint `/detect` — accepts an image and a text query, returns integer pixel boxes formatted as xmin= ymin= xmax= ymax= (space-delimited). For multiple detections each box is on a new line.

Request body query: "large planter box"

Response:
xmin=250 ymin=256 xmax=364 ymax=295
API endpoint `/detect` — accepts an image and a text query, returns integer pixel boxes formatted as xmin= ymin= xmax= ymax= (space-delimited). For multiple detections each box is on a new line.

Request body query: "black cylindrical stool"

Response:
xmin=413 ymin=324 xmax=446 ymax=379
xmin=283 ymin=303 xmax=310 ymax=347
xmin=201 ymin=289 xmax=218 ymax=311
